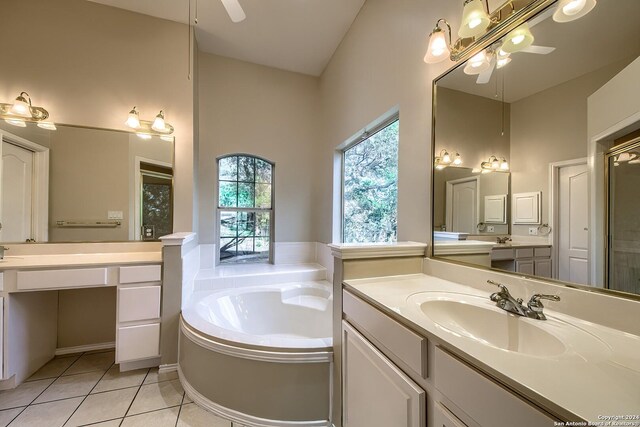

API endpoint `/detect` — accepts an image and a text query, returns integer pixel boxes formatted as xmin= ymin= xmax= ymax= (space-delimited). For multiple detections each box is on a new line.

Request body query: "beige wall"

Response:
xmin=0 ymin=0 xmax=195 ymax=234
xmin=436 ymin=88 xmax=511 ymax=169
xmin=510 ymin=57 xmax=636 ymax=236
xmin=317 ymin=0 xmax=460 ymax=244
xmin=57 ymin=288 xmax=117 ymax=349
xmin=197 ymin=53 xmax=321 ymax=243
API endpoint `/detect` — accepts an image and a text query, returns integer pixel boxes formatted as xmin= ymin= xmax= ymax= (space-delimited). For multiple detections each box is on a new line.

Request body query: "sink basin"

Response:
xmin=415 ymin=296 xmax=566 ymax=357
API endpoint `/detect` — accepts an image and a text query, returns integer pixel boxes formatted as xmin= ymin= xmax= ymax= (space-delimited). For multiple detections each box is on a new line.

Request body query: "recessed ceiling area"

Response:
xmin=87 ymin=0 xmax=366 ymax=76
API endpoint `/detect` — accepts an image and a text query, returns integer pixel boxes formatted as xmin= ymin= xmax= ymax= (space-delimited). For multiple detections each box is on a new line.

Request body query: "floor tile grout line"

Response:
xmin=61 ymin=360 xmax=117 ymax=427
xmin=120 ymin=367 xmax=153 ymax=420
xmin=174 ymin=392 xmax=187 ymax=427
xmin=5 ymin=351 xmax=89 ymax=426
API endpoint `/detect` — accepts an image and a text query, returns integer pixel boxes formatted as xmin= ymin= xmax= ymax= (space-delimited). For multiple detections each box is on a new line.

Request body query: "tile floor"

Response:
xmin=0 ymin=350 xmax=245 ymax=427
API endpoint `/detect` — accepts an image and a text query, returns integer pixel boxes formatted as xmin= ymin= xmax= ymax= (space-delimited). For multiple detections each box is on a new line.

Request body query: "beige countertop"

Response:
xmin=0 ymin=252 xmax=162 ymax=270
xmin=344 ymin=274 xmax=640 ymax=423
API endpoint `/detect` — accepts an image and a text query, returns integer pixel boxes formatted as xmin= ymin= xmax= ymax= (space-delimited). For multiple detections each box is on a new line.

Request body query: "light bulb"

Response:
xmin=496 ymin=57 xmax=511 ymax=68
xmin=126 ymin=107 xmax=140 ymax=129
xmin=137 ymin=133 xmax=152 ymax=140
xmin=424 ymin=28 xmax=450 ymax=64
xmin=37 ymin=122 xmax=57 ymax=130
xmin=491 ymin=159 xmax=500 ymax=169
xmin=500 ymin=160 xmax=509 ymax=170
xmin=458 ymin=0 xmax=491 ymax=39
xmin=152 ymin=110 xmax=166 ymax=132
xmin=10 ymin=93 xmax=31 ymax=117
xmin=453 ymin=153 xmax=462 ymax=165
xmin=511 ymin=35 xmax=525 ymax=45
xmin=442 ymin=152 xmax=451 ymax=163
xmin=435 ymin=164 xmax=447 ymax=170
xmin=5 ymin=118 xmax=26 ymax=127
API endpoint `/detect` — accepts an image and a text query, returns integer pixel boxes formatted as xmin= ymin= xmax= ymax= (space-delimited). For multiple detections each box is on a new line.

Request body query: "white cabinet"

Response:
xmin=116 ymin=265 xmax=162 ymax=364
xmin=515 ymin=259 xmax=534 ymax=275
xmin=534 ymin=259 xmax=552 ymax=278
xmin=342 ymin=321 xmax=425 ymax=427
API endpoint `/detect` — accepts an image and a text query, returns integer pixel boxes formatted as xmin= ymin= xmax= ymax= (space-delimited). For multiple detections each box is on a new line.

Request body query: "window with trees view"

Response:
xmin=218 ymin=155 xmax=273 ymax=264
xmin=343 ymin=117 xmax=399 ymax=243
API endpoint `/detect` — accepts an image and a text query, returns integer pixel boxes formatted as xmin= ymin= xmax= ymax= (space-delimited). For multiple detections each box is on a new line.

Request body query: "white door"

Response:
xmin=1 ymin=141 xmax=34 ymax=242
xmin=450 ymin=179 xmax=477 ymax=234
xmin=342 ymin=321 xmax=425 ymax=427
xmin=558 ymin=163 xmax=589 ymax=284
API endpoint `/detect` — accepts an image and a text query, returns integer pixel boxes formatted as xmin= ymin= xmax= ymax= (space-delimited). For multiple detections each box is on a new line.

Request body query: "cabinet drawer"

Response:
xmin=534 ymin=247 xmax=551 ymax=257
xmin=491 ymin=248 xmax=514 ymax=261
xmin=118 ymin=286 xmax=161 ymax=323
xmin=434 ymin=347 xmax=557 ymax=427
xmin=17 ymin=268 xmax=107 ymax=290
xmin=117 ymin=323 xmax=160 ymax=362
xmin=343 ymin=290 xmax=427 ymax=378
xmin=515 ymin=248 xmax=534 ymax=259
xmin=119 ymin=265 xmax=161 ymax=284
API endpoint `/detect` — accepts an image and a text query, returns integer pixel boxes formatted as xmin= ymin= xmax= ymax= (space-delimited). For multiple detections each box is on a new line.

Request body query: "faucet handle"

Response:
xmin=529 ymin=294 xmax=561 ymax=305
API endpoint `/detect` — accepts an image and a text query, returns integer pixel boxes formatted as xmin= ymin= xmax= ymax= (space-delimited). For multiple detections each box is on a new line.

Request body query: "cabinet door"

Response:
xmin=534 ymin=259 xmax=552 ymax=278
xmin=515 ymin=260 xmax=534 ymax=275
xmin=433 ymin=402 xmax=467 ymax=427
xmin=342 ymin=321 xmax=425 ymax=427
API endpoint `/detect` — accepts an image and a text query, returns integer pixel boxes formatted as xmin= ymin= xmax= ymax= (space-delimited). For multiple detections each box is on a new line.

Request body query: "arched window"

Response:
xmin=217 ymin=154 xmax=273 ymax=264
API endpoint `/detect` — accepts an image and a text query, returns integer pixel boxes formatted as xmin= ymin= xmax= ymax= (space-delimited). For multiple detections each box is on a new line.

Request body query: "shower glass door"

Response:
xmin=607 ymin=139 xmax=640 ymax=294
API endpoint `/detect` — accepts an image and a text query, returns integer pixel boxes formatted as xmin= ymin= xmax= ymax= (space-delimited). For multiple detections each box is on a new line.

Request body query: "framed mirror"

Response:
xmin=0 ymin=121 xmax=174 ymax=243
xmin=431 ymin=0 xmax=640 ymax=297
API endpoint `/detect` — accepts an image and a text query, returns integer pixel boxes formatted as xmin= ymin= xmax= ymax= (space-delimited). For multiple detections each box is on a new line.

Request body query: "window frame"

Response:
xmin=216 ymin=154 xmax=275 ymax=265
xmin=341 ymin=114 xmax=400 ymax=243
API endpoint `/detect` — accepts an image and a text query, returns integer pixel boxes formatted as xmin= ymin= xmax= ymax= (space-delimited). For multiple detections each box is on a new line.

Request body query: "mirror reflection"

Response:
xmin=0 ymin=122 xmax=174 ymax=243
xmin=432 ymin=0 xmax=640 ymax=295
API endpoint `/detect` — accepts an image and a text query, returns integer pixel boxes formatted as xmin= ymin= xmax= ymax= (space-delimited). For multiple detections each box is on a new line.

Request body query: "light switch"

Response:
xmin=108 ymin=211 xmax=124 ymax=220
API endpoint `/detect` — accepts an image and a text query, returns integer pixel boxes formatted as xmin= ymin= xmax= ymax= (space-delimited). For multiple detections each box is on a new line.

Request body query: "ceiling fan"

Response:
xmin=221 ymin=0 xmax=246 ymax=23
xmin=468 ymin=42 xmax=556 ymax=84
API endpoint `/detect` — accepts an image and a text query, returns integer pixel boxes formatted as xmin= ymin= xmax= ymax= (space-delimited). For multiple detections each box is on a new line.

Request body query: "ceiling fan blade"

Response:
xmin=221 ymin=0 xmax=246 ymax=23
xmin=521 ymin=45 xmax=556 ymax=55
xmin=477 ymin=62 xmax=495 ymax=84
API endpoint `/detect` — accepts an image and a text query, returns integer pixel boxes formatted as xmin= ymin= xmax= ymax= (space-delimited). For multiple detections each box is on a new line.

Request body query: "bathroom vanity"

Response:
xmin=341 ymin=273 xmax=640 ymax=427
xmin=0 ymin=247 xmax=163 ymax=387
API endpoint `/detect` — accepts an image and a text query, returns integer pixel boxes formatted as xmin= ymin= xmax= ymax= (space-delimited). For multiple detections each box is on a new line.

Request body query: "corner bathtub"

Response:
xmin=179 ymin=281 xmax=333 ymax=426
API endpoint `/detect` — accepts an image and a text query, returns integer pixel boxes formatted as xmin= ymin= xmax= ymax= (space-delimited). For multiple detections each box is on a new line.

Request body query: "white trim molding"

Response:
xmin=329 ymin=242 xmax=427 ymax=260
xmin=159 ymin=232 xmax=197 ymax=246
xmin=55 ymin=342 xmax=115 ymax=356
xmin=178 ymin=366 xmax=331 ymax=427
xmin=180 ymin=318 xmax=333 ymax=364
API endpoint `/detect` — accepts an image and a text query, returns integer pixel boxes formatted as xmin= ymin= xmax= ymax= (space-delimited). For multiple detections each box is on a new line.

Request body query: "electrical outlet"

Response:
xmin=108 ymin=211 xmax=124 ymax=220
xmin=529 ymin=227 xmax=538 ymax=236
xmin=487 ymin=225 xmax=495 ymax=232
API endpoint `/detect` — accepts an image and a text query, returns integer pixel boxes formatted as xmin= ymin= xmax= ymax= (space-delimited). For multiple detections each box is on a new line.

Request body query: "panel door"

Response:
xmin=451 ymin=180 xmax=477 ymax=234
xmin=1 ymin=141 xmax=34 ymax=242
xmin=342 ymin=321 xmax=425 ymax=427
xmin=558 ymin=164 xmax=589 ymax=284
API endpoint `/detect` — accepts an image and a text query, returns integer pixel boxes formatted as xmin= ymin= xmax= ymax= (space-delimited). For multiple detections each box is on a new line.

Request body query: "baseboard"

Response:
xmin=55 ymin=341 xmax=115 ymax=356
xmin=120 ymin=357 xmax=160 ymax=372
xmin=158 ymin=363 xmax=178 ymax=374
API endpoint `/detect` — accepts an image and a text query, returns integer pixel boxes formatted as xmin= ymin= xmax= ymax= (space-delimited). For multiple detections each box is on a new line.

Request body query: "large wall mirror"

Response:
xmin=0 ymin=122 xmax=174 ymax=243
xmin=432 ymin=0 xmax=640 ymax=297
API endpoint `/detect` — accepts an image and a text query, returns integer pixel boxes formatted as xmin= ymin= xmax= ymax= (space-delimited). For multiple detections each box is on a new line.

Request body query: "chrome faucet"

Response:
xmin=496 ymin=236 xmax=512 ymax=244
xmin=486 ymin=280 xmax=560 ymax=320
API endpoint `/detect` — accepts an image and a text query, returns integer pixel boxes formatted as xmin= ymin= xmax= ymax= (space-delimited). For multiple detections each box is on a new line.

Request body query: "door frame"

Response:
xmin=445 ymin=176 xmax=480 ymax=233
xmin=549 ymin=157 xmax=588 ymax=280
xmin=0 ymin=129 xmax=49 ymax=242
xmin=131 ymin=156 xmax=173 ymax=240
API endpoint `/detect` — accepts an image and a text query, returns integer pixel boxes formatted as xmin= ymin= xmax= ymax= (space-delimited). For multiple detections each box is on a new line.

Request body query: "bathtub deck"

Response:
xmin=194 ymin=262 xmax=328 ymax=291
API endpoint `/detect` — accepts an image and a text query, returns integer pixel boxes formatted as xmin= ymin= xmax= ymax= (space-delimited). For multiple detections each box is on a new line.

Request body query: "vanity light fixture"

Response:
xmin=463 ymin=50 xmax=492 ymax=75
xmin=459 ymin=0 xmax=491 ymax=38
xmin=424 ymin=19 xmax=452 ymax=64
xmin=435 ymin=149 xmax=463 ymax=169
xmin=137 ymin=133 xmax=153 ymax=140
xmin=553 ymin=0 xmax=597 ymax=22
xmin=481 ymin=155 xmax=509 ymax=172
xmin=500 ymin=23 xmax=534 ymax=54
xmin=614 ymin=152 xmax=640 ymax=166
xmin=37 ymin=122 xmax=57 ymax=130
xmin=496 ymin=49 xmax=511 ymax=68
xmin=125 ymin=107 xmax=174 ymax=136
xmin=0 ymin=91 xmax=55 ymax=129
